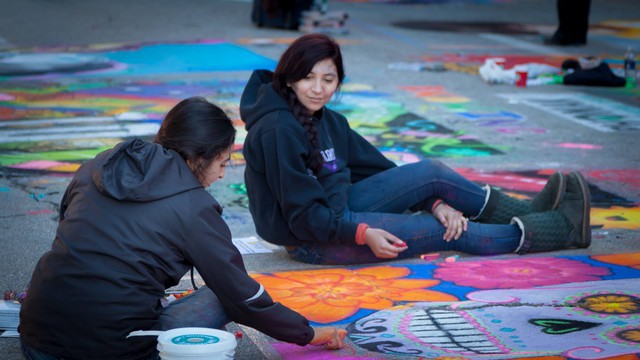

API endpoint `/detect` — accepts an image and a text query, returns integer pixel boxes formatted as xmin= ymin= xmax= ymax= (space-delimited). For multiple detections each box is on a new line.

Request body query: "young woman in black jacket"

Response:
xmin=241 ymin=34 xmax=591 ymax=265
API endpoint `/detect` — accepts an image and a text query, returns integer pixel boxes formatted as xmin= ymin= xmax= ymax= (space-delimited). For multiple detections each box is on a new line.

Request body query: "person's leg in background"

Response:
xmin=546 ymin=0 xmax=591 ymax=45
xmin=574 ymin=0 xmax=592 ymax=44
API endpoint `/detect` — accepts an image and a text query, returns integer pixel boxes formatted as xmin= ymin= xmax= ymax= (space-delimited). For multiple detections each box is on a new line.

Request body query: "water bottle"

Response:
xmin=624 ymin=47 xmax=637 ymax=88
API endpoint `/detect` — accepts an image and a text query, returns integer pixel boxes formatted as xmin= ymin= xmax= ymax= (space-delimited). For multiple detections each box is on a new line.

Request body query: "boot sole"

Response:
xmin=570 ymin=171 xmax=591 ymax=248
xmin=551 ymin=172 xmax=567 ymax=210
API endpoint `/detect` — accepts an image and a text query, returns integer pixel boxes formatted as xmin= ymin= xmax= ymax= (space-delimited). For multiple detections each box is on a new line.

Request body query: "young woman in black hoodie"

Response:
xmin=19 ymin=96 xmax=346 ymax=360
xmin=240 ymin=34 xmax=591 ymax=265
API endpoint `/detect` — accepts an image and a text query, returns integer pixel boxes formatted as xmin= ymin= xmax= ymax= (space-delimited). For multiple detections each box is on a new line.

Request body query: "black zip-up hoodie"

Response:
xmin=19 ymin=139 xmax=313 ymax=360
xmin=241 ymin=70 xmax=396 ymax=246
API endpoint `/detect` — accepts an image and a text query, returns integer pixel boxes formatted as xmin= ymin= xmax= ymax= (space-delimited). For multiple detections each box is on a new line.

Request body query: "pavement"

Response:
xmin=0 ymin=0 xmax=639 ymax=359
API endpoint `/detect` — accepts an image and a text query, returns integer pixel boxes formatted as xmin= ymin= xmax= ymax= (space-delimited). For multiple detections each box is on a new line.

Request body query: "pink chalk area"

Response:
xmin=272 ymin=343 xmax=383 ymax=360
xmin=10 ymin=160 xmax=69 ymax=170
xmin=556 ymin=143 xmax=602 ymax=149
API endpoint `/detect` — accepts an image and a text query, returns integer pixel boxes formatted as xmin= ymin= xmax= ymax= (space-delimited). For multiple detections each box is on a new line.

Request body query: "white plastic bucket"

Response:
xmin=157 ymin=327 xmax=237 ymax=360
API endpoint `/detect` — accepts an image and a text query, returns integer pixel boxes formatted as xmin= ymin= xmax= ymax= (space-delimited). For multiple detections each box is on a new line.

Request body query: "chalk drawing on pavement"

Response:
xmin=348 ymin=279 xmax=640 ymax=358
xmin=393 ymin=20 xmax=537 ymax=35
xmin=0 ymin=79 xmax=247 ymax=173
xmin=498 ymin=93 xmax=640 ymax=132
xmin=0 ymin=115 xmax=160 ymax=143
xmin=0 ymin=40 xmax=276 ymax=79
xmin=590 ymin=20 xmax=640 ymax=48
xmin=0 ymin=79 xmax=501 ymax=174
xmin=401 ymin=85 xmax=544 ymax=136
xmin=333 ymin=87 xmax=502 ymax=161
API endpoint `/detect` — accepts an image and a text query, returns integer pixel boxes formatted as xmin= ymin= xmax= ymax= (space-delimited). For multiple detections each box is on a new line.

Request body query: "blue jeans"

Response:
xmin=287 ymin=159 xmax=521 ymax=265
xmin=21 ymin=285 xmax=229 ymax=360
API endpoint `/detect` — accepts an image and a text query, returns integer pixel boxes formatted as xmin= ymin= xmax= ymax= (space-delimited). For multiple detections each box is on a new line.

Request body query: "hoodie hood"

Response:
xmin=240 ymin=70 xmax=292 ymax=131
xmin=91 ymin=138 xmax=202 ymax=202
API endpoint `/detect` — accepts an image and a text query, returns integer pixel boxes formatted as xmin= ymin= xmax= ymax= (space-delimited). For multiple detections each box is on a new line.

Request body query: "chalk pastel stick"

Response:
xmin=420 ymin=253 xmax=440 ymax=261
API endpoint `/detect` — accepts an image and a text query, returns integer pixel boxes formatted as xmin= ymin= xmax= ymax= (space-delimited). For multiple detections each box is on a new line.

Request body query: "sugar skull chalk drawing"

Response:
xmin=347 ymin=279 xmax=640 ymax=359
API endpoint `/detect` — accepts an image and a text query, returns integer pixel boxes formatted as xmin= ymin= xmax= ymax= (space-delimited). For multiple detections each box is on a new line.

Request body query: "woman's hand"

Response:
xmin=310 ymin=327 xmax=348 ymax=349
xmin=433 ymin=202 xmax=468 ymax=241
xmin=364 ymin=228 xmax=407 ymax=259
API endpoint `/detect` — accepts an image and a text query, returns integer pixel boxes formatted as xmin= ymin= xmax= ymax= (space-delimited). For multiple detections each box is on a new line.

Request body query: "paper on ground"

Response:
xmin=0 ymin=300 xmax=19 ymax=332
xmin=232 ymin=236 xmax=275 ymax=254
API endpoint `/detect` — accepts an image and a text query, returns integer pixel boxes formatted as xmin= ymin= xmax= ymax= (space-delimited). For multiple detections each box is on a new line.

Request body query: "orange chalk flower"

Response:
xmin=250 ymin=266 xmax=457 ymax=324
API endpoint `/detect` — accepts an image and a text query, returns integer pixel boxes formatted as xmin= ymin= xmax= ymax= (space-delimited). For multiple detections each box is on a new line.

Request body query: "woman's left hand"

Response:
xmin=433 ymin=202 xmax=468 ymax=241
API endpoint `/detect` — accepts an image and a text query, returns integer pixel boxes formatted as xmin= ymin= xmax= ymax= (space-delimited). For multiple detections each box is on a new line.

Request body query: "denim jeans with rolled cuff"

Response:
xmin=287 ymin=159 xmax=522 ymax=265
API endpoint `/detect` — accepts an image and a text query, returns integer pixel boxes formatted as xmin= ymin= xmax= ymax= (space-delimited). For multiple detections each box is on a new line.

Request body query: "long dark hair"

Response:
xmin=272 ymin=33 xmax=345 ymax=174
xmin=155 ymin=96 xmax=236 ymax=183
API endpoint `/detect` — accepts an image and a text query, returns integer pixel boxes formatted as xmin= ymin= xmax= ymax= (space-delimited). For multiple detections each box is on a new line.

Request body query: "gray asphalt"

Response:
xmin=1 ymin=0 xmax=639 ymax=359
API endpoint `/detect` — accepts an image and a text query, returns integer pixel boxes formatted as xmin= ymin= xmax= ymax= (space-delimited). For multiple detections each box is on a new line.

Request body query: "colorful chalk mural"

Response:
xmin=591 ymin=20 xmax=640 ymax=48
xmin=1 ymin=40 xmax=637 ymax=235
xmin=0 ymin=81 xmax=500 ymax=174
xmin=0 ymin=79 xmax=248 ymax=173
xmin=348 ymin=279 xmax=640 ymax=358
xmin=251 ymin=253 xmax=640 ymax=359
xmin=0 ymin=39 xmax=277 ymax=79
xmin=497 ymin=93 xmax=640 ymax=132
xmin=0 ymin=39 xmax=274 ymax=174
xmin=335 ymin=84 xmax=502 ymax=161
xmin=399 ymin=85 xmax=546 ymax=136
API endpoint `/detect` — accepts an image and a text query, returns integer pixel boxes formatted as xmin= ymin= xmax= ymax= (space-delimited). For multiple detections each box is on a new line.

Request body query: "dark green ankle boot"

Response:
xmin=475 ymin=172 xmax=567 ymax=224
xmin=512 ymin=171 xmax=591 ymax=254
xmin=512 ymin=211 xmax=572 ymax=254
xmin=562 ymin=171 xmax=591 ymax=249
xmin=531 ymin=172 xmax=567 ymax=212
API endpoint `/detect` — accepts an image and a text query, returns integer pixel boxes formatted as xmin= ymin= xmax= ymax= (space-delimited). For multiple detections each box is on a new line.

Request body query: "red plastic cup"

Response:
xmin=516 ymin=71 xmax=528 ymax=87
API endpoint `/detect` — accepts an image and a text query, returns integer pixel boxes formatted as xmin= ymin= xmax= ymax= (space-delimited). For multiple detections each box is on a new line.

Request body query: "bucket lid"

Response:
xmin=157 ymin=327 xmax=237 ymax=355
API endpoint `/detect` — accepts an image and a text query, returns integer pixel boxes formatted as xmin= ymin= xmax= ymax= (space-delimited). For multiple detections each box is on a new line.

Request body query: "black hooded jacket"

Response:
xmin=241 ymin=70 xmax=396 ymax=246
xmin=19 ymin=139 xmax=313 ymax=360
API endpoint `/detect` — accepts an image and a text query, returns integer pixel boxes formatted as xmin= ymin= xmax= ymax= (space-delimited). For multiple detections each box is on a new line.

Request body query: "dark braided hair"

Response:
xmin=272 ymin=34 xmax=345 ymax=174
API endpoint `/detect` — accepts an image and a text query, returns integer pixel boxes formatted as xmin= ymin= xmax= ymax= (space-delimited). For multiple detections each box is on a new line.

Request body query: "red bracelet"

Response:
xmin=355 ymin=223 xmax=370 ymax=245
xmin=431 ymin=199 xmax=444 ymax=212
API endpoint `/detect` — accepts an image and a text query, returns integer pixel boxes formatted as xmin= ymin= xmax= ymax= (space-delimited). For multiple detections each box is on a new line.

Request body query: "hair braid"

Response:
xmin=285 ymin=91 xmax=324 ymax=174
